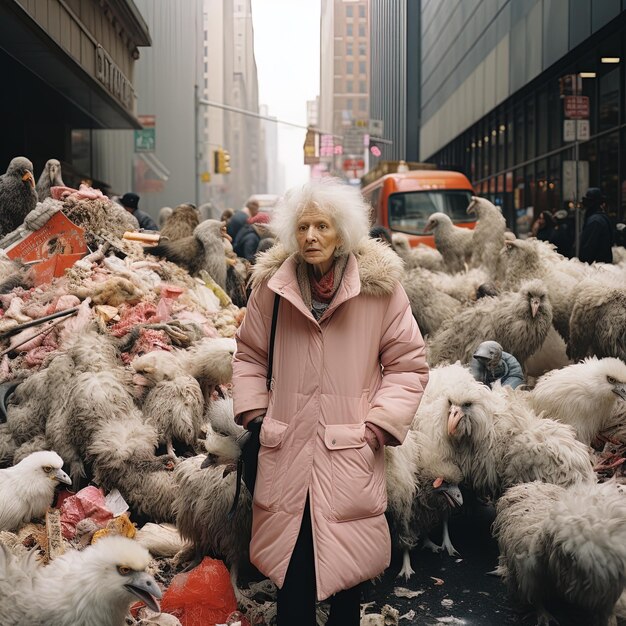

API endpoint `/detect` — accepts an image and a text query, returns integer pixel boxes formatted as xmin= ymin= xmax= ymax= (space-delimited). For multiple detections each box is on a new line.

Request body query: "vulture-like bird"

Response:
xmin=423 ymin=212 xmax=473 ymax=273
xmin=35 ymin=158 xmax=65 ymax=202
xmin=427 ymin=279 xmax=553 ymax=367
xmin=530 ymin=356 xmax=626 ymax=445
xmin=0 ymin=450 xmax=71 ymax=531
xmin=0 ymin=157 xmax=37 ymax=238
xmin=494 ymin=480 xmax=626 ymax=626
xmin=159 ymin=203 xmax=200 ymax=242
xmin=0 ymin=536 xmax=161 ymax=626
xmin=467 ymin=196 xmax=506 ymax=276
xmin=146 ymin=219 xmax=228 ymax=288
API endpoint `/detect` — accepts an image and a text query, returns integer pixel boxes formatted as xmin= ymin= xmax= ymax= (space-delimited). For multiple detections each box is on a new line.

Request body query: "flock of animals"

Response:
xmin=0 ymin=154 xmax=624 ymax=626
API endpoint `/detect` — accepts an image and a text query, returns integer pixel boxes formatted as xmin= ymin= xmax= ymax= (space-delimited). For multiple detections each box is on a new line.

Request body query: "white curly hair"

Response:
xmin=271 ymin=178 xmax=370 ymax=255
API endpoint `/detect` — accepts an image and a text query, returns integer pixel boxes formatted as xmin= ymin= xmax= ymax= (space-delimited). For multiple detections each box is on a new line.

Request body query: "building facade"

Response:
xmin=369 ymin=0 xmax=420 ymax=163
xmin=0 ymin=0 xmax=150 ymax=186
xmin=319 ymin=0 xmax=370 ymax=179
xmin=421 ymin=0 xmax=626 ymax=232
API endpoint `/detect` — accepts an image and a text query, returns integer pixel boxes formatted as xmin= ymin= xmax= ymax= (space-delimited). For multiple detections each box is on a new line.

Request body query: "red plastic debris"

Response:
xmin=160 ymin=558 xmax=242 ymax=626
xmin=58 ymin=486 xmax=113 ymax=539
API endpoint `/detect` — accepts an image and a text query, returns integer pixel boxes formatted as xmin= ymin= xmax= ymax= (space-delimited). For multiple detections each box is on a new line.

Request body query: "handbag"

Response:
xmin=228 ymin=293 xmax=280 ymax=519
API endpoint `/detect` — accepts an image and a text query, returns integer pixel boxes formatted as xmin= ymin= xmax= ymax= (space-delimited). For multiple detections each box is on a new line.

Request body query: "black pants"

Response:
xmin=276 ymin=498 xmax=361 ymax=626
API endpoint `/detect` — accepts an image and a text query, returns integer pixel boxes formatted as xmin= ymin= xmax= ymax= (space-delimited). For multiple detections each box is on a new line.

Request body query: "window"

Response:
xmin=359 ymin=43 xmax=366 ymax=56
xmin=359 ymin=61 xmax=366 ymax=74
xmin=346 ymin=80 xmax=353 ymax=93
xmin=358 ymin=24 xmax=365 ymax=37
xmin=346 ymin=5 xmax=353 ymax=17
xmin=359 ymin=98 xmax=367 ymax=111
xmin=346 ymin=61 xmax=353 ymax=74
xmin=359 ymin=4 xmax=365 ymax=18
xmin=359 ymin=80 xmax=366 ymax=93
xmin=346 ymin=42 xmax=353 ymax=56
xmin=347 ymin=24 xmax=353 ymax=36
xmin=346 ymin=98 xmax=353 ymax=110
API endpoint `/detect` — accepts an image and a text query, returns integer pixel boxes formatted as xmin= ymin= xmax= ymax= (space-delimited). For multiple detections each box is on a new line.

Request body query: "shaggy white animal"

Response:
xmin=494 ymin=481 xmax=626 ymax=626
xmin=0 ymin=536 xmax=161 ymax=626
xmin=391 ymin=234 xmax=445 ymax=272
xmin=423 ymin=212 xmax=473 ymax=273
xmin=531 ymin=357 xmax=626 ymax=445
xmin=0 ymin=451 xmax=71 ymax=531
xmin=427 ymin=280 xmax=552 ymax=367
xmin=416 ymin=364 xmax=594 ymax=499
xmin=386 ymin=430 xmax=463 ymax=579
xmin=467 ymin=196 xmax=506 ymax=276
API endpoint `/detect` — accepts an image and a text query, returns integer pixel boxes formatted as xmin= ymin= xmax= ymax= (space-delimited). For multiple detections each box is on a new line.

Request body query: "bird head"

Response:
xmin=132 ymin=350 xmax=181 ymax=385
xmin=7 ymin=156 xmax=35 ymax=188
xmin=423 ymin=212 xmax=450 ymax=234
xmin=519 ymin=279 xmax=549 ymax=319
xmin=202 ymin=427 xmax=244 ymax=476
xmin=46 ymin=159 xmax=61 ymax=181
xmin=466 ymin=195 xmax=500 ymax=217
xmin=591 ymin=357 xmax=626 ymax=402
xmin=432 ymin=476 xmax=464 ymax=509
xmin=75 ymin=536 xmax=162 ymax=614
xmin=193 ymin=218 xmax=225 ymax=243
xmin=473 ymin=340 xmax=503 ymax=369
xmin=17 ymin=450 xmax=71 ymax=486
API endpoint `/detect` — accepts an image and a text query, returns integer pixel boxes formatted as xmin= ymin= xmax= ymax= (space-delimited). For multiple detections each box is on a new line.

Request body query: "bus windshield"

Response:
xmin=388 ymin=190 xmax=474 ymax=235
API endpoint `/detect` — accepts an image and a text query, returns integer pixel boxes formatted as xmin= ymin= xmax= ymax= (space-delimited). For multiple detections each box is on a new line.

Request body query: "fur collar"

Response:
xmin=251 ymin=237 xmax=404 ymax=297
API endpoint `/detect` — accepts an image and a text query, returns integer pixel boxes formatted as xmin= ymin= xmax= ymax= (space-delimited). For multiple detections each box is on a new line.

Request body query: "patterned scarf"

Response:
xmin=296 ymin=254 xmax=349 ymax=320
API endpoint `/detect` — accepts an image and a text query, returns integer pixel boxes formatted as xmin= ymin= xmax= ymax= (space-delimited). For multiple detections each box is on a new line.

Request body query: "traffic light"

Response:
xmin=213 ymin=148 xmax=231 ymax=174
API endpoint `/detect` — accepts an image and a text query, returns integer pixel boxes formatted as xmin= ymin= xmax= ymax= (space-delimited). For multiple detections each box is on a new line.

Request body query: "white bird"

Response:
xmin=531 ymin=357 xmax=626 ymax=445
xmin=467 ymin=196 xmax=506 ymax=275
xmin=494 ymin=480 xmax=626 ymax=626
xmin=0 ymin=535 xmax=161 ymax=626
xmin=423 ymin=212 xmax=473 ymax=273
xmin=0 ymin=451 xmax=71 ymax=531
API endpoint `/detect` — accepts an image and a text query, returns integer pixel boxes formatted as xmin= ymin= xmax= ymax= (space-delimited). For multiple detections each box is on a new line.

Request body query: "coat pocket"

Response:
xmin=324 ymin=424 xmax=386 ymax=522
xmin=254 ymin=417 xmax=289 ymax=511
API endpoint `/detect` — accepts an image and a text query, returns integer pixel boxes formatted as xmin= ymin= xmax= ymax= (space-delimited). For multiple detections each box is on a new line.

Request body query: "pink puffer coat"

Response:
xmin=233 ymin=238 xmax=428 ymax=600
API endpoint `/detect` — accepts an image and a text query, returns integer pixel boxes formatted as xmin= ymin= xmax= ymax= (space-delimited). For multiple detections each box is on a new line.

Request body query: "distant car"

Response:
xmin=246 ymin=194 xmax=280 ymax=215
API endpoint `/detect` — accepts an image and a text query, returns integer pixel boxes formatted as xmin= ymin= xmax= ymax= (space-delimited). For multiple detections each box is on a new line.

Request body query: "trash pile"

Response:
xmin=0 ymin=187 xmax=255 ymax=626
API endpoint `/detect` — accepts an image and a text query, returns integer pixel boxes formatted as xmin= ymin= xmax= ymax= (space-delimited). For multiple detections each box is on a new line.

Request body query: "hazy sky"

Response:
xmin=251 ymin=0 xmax=320 ymax=192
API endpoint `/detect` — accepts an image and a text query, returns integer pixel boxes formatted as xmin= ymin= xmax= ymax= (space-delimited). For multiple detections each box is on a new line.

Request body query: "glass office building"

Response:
xmin=420 ymin=0 xmax=626 ymax=233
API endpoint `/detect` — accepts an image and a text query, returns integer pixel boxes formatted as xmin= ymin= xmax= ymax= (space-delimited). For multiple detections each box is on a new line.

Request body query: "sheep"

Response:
xmin=0 ymin=451 xmax=71 ymax=531
xmin=467 ymin=196 xmax=506 ymax=276
xmin=493 ymin=480 xmax=626 ymax=626
xmin=427 ymin=280 xmax=552 ymax=368
xmin=385 ymin=429 xmax=463 ymax=579
xmin=423 ymin=212 xmax=473 ymax=273
xmin=530 ymin=357 xmax=626 ymax=445
xmin=567 ymin=279 xmax=626 ymax=362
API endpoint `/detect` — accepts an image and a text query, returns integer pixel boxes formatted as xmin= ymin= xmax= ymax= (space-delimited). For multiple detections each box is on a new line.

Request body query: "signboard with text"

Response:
xmin=134 ymin=115 xmax=156 ymax=153
xmin=564 ymin=96 xmax=589 ymax=119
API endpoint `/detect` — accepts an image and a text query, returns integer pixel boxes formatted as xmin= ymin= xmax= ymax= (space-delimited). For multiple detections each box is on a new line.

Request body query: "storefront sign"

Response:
xmin=96 ymin=45 xmax=135 ymax=111
xmin=134 ymin=115 xmax=156 ymax=153
xmin=342 ymin=158 xmax=364 ymax=170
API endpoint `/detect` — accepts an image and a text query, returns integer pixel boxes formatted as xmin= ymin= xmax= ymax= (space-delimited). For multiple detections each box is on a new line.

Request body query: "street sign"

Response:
xmin=369 ymin=119 xmax=384 ymax=136
xmin=577 ymin=119 xmax=590 ymax=141
xmin=134 ymin=114 xmax=156 ymax=153
xmin=343 ymin=125 xmax=366 ymax=155
xmin=343 ymin=158 xmax=364 ymax=170
xmin=564 ymin=96 xmax=589 ymax=119
xmin=563 ymin=120 xmax=576 ymax=142
xmin=320 ymin=134 xmax=334 ymax=157
xmin=563 ymin=160 xmax=589 ymax=201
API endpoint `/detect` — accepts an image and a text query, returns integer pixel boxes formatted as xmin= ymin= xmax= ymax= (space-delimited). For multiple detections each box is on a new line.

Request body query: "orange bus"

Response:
xmin=362 ymin=169 xmax=476 ymax=248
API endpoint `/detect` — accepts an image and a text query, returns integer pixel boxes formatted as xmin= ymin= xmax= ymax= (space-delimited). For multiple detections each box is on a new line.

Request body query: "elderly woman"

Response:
xmin=232 ymin=179 xmax=428 ymax=625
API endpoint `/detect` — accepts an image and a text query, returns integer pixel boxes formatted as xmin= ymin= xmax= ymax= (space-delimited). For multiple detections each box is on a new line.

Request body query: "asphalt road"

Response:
xmin=362 ymin=501 xmax=523 ymax=625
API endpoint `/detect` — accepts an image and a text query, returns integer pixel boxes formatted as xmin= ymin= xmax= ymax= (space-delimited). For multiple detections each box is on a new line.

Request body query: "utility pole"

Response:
xmin=194 ymin=84 xmax=201 ymax=208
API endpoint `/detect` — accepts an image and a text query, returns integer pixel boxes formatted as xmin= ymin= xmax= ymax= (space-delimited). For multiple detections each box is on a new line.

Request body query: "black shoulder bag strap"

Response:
xmin=228 ymin=293 xmax=280 ymax=520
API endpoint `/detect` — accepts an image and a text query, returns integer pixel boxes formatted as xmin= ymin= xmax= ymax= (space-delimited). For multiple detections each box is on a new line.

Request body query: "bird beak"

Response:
xmin=423 ymin=222 xmax=433 ymax=233
xmin=466 ymin=198 xmax=478 ymax=214
xmin=124 ymin=572 xmax=162 ymax=612
xmin=201 ymin=454 xmax=216 ymax=469
xmin=447 ymin=404 xmax=464 ymax=436
xmin=433 ymin=480 xmax=464 ymax=508
xmin=222 ymin=462 xmax=237 ymax=477
xmin=53 ymin=468 xmax=72 ymax=485
xmin=22 ymin=171 xmax=35 ymax=187
xmin=613 ymin=384 xmax=626 ymax=402
xmin=530 ymin=297 xmax=540 ymax=318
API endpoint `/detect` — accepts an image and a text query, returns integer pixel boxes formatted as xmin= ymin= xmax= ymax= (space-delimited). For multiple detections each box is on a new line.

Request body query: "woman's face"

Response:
xmin=296 ymin=206 xmax=341 ymax=276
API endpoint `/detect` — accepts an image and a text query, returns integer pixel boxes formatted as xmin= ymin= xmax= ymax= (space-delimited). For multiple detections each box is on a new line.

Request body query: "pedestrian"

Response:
xmin=578 ymin=187 xmax=613 ymax=264
xmin=119 ymin=192 xmax=158 ymax=231
xmin=232 ymin=178 xmax=429 ymax=626
xmin=232 ymin=212 xmax=271 ymax=263
xmin=469 ymin=340 xmax=524 ymax=390
xmin=549 ymin=209 xmax=575 ymax=258
xmin=531 ymin=211 xmax=555 ymax=240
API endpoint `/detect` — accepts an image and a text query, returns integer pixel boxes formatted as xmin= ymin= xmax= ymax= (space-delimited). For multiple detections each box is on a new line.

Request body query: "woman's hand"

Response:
xmin=364 ymin=425 xmax=381 ymax=452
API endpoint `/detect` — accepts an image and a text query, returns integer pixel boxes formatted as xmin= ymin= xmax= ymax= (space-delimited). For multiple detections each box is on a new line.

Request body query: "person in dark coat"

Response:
xmin=578 ymin=188 xmax=613 ymax=264
xmin=233 ymin=212 xmax=271 ymax=263
xmin=120 ymin=192 xmax=158 ymax=231
xmin=226 ymin=209 xmax=249 ymax=241
xmin=549 ymin=210 xmax=575 ymax=258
